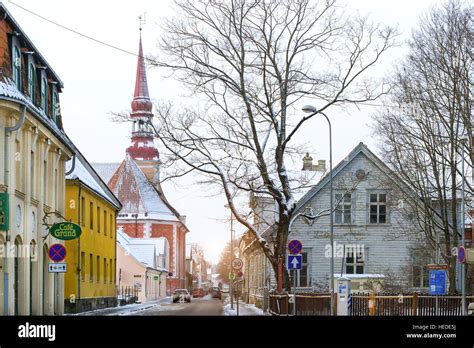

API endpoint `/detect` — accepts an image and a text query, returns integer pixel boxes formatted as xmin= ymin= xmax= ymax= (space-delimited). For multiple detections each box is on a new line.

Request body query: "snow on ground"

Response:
xmin=223 ymin=296 xmax=269 ymax=316
xmin=69 ymin=296 xmax=173 ymax=316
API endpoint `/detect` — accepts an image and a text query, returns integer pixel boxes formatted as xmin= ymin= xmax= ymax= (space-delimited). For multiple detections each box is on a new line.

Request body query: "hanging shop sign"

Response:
xmin=50 ymin=222 xmax=82 ymax=240
xmin=0 ymin=192 xmax=9 ymax=231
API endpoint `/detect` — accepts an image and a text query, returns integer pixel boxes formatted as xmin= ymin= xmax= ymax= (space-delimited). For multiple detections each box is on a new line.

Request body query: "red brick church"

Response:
xmin=93 ymin=33 xmax=189 ymax=293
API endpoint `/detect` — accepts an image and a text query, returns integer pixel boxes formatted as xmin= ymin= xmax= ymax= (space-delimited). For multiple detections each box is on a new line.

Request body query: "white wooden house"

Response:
xmin=240 ymin=143 xmax=435 ymax=302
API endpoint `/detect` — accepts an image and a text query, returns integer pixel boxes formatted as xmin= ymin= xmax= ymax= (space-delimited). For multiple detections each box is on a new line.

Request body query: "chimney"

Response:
xmin=302 ymin=153 xmax=326 ymax=172
xmin=302 ymin=153 xmax=314 ymax=171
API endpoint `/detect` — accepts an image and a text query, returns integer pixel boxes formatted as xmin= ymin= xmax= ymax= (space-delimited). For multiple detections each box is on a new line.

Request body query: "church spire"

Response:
xmin=126 ymin=32 xmax=159 ymax=161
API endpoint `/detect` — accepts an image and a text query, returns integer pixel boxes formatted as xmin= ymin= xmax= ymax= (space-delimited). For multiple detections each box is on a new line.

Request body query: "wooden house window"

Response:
xmin=370 ymin=193 xmax=387 ymax=224
xmin=335 ymin=193 xmax=352 ymax=224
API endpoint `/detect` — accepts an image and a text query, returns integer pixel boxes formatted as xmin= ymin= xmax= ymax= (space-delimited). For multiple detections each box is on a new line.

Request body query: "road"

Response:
xmin=134 ymin=294 xmax=224 ymax=316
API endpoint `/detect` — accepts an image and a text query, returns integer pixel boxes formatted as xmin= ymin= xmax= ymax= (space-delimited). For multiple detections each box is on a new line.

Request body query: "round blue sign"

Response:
xmin=458 ymin=246 xmax=466 ymax=264
xmin=49 ymin=243 xmax=66 ymax=262
xmin=288 ymin=240 xmax=303 ymax=255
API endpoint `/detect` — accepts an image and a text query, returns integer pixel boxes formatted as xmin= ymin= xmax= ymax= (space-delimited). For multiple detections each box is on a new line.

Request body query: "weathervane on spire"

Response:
xmin=138 ymin=13 xmax=147 ymax=32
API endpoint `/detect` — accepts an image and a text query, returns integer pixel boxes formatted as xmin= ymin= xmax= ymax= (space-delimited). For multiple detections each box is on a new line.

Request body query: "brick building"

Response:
xmin=93 ymin=33 xmax=188 ymax=293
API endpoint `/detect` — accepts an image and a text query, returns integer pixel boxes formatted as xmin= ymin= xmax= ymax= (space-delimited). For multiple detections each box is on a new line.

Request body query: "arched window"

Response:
xmin=28 ymin=63 xmax=36 ymax=103
xmin=40 ymin=77 xmax=48 ymax=113
xmin=12 ymin=46 xmax=21 ymax=90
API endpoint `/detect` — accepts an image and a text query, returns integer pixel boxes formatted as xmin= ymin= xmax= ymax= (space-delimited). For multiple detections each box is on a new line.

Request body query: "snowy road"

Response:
xmin=135 ymin=294 xmax=224 ymax=316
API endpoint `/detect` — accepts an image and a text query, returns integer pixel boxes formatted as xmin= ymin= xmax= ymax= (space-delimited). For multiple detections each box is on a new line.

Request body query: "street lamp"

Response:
xmin=460 ymin=137 xmax=468 ymax=315
xmin=302 ymin=105 xmax=334 ymax=316
xmin=224 ymin=204 xmax=234 ymax=310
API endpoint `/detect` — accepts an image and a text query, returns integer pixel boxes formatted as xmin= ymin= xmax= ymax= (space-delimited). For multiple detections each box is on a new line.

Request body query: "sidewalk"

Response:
xmin=69 ymin=296 xmax=172 ymax=316
xmin=222 ymin=296 xmax=269 ymax=316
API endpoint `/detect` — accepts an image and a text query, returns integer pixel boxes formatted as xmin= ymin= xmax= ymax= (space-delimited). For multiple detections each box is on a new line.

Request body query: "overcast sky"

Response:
xmin=5 ymin=0 xmax=441 ymax=263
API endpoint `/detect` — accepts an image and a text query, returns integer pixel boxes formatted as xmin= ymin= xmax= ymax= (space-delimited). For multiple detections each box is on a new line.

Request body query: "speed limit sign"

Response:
xmin=232 ymin=258 xmax=243 ymax=270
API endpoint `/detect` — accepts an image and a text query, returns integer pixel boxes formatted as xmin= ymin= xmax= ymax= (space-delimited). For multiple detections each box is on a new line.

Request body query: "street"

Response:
xmin=73 ymin=293 xmax=267 ymax=316
xmin=136 ymin=294 xmax=224 ymax=316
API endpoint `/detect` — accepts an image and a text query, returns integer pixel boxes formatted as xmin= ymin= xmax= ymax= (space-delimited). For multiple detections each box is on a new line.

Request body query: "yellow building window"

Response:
xmin=81 ymin=197 xmax=85 ymax=227
xmin=80 ymin=252 xmax=85 ymax=281
xmin=89 ymin=253 xmax=93 ymax=282
xmin=89 ymin=202 xmax=93 ymax=230
xmin=110 ymin=258 xmax=113 ymax=284
xmin=104 ymin=258 xmax=107 ymax=284
xmin=97 ymin=206 xmax=101 ymax=233
xmin=104 ymin=210 xmax=107 ymax=236
xmin=110 ymin=214 xmax=113 ymax=239
xmin=96 ymin=256 xmax=100 ymax=283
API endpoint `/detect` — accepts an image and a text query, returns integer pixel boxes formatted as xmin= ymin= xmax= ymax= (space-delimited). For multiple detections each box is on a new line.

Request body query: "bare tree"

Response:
xmin=144 ymin=0 xmax=395 ymax=290
xmin=373 ymin=0 xmax=473 ymax=293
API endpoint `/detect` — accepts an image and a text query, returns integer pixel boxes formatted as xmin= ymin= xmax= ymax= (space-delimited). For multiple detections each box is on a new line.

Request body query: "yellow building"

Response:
xmin=64 ymin=147 xmax=122 ymax=313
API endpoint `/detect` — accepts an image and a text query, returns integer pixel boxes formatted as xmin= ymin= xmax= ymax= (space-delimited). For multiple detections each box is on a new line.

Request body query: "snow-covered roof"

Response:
xmin=333 ymin=274 xmax=385 ymax=279
xmin=127 ymin=244 xmax=156 ymax=267
xmin=92 ymin=163 xmax=121 ymax=185
xmin=117 ymin=229 xmax=168 ymax=272
xmin=66 ymin=150 xmax=121 ymax=209
xmin=109 ymin=156 xmax=180 ymax=221
xmin=1 ymin=3 xmax=63 ymax=87
xmin=0 ymin=79 xmax=74 ymax=153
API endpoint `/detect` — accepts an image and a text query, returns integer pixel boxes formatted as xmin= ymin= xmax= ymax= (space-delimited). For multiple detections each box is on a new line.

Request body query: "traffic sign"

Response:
xmin=429 ymin=269 xmax=447 ymax=295
xmin=287 ymin=254 xmax=302 ymax=270
xmin=458 ymin=246 xmax=466 ymax=264
xmin=232 ymin=258 xmax=243 ymax=270
xmin=228 ymin=272 xmax=236 ymax=280
xmin=48 ymin=244 xmax=66 ymax=262
xmin=48 ymin=263 xmax=67 ymax=273
xmin=288 ymin=240 xmax=302 ymax=255
xmin=237 ymin=271 xmax=243 ymax=278
xmin=168 ymin=272 xmax=173 ymax=277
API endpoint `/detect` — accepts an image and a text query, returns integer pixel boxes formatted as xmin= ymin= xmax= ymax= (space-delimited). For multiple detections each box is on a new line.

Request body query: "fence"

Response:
xmin=269 ymin=293 xmax=332 ymax=316
xmin=116 ymin=285 xmax=140 ymax=305
xmin=269 ymin=292 xmax=474 ymax=316
xmin=350 ymin=293 xmax=474 ymax=316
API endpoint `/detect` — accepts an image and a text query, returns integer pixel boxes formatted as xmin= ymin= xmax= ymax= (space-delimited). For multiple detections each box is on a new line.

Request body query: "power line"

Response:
xmin=7 ymin=0 xmax=140 ymax=59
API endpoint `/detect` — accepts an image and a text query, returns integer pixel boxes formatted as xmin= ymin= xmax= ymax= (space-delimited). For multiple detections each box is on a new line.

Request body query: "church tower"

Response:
xmin=125 ymin=32 xmax=160 ymax=185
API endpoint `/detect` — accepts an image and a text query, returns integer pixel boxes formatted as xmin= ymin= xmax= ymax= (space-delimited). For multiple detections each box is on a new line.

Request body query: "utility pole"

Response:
xmin=461 ymin=138 xmax=467 ymax=315
xmin=225 ymin=204 xmax=234 ymax=309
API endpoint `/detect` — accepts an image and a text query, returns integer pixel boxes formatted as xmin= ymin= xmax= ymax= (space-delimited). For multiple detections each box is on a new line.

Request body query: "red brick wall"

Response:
xmin=119 ymin=223 xmax=145 ymax=238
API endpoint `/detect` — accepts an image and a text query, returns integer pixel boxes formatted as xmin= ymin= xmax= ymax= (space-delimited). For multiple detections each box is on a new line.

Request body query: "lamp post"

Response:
xmin=461 ymin=138 xmax=467 ymax=315
xmin=302 ymin=105 xmax=334 ymax=316
xmin=224 ymin=204 xmax=234 ymax=309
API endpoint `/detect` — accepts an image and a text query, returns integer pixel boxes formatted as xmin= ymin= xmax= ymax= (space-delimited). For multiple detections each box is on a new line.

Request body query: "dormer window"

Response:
xmin=40 ymin=77 xmax=48 ymax=113
xmin=12 ymin=45 xmax=21 ymax=90
xmin=52 ymin=89 xmax=59 ymax=124
xmin=28 ymin=62 xmax=36 ymax=102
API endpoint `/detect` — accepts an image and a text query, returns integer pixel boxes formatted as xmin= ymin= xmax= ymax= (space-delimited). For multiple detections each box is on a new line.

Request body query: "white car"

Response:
xmin=172 ymin=289 xmax=191 ymax=303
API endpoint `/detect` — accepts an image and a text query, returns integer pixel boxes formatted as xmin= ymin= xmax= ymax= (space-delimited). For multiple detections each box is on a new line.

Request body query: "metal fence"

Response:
xmin=269 ymin=293 xmax=331 ymax=316
xmin=116 ymin=285 xmax=140 ymax=305
xmin=269 ymin=292 xmax=474 ymax=316
xmin=350 ymin=293 xmax=474 ymax=316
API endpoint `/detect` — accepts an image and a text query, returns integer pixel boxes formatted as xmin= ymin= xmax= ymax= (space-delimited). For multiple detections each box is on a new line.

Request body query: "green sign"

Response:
xmin=0 ymin=193 xmax=9 ymax=231
xmin=50 ymin=222 xmax=82 ymax=240
xmin=154 ymin=276 xmax=159 ymax=280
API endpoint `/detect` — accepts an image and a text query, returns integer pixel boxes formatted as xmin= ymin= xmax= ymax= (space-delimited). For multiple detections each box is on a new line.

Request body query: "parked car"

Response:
xmin=210 ymin=287 xmax=222 ymax=299
xmin=192 ymin=288 xmax=205 ymax=298
xmin=172 ymin=289 xmax=191 ymax=303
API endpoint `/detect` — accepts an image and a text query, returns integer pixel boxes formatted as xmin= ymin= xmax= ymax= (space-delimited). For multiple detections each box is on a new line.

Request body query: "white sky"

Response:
xmin=4 ymin=0 xmax=442 ymax=263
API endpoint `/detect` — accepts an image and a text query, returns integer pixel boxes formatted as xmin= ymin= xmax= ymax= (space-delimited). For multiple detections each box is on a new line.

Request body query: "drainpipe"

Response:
xmin=65 ymin=155 xmax=75 ymax=176
xmin=3 ymin=105 xmax=26 ymax=315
